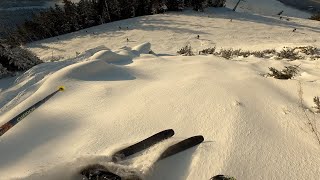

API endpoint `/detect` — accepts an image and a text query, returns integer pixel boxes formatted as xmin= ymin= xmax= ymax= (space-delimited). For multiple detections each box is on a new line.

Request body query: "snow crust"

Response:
xmin=0 ymin=4 xmax=320 ymax=180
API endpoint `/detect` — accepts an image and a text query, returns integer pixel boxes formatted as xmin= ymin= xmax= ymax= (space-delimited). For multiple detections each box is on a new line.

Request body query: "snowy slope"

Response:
xmin=0 ymin=5 xmax=320 ymax=180
xmin=225 ymin=0 xmax=311 ymax=18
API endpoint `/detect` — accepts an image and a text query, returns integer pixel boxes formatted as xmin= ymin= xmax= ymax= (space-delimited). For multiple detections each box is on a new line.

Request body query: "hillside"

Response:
xmin=0 ymin=2 xmax=320 ymax=180
xmin=226 ymin=0 xmax=311 ymax=18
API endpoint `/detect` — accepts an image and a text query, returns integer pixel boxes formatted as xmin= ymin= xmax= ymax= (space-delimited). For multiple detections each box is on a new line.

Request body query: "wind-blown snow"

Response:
xmin=0 ymin=4 xmax=320 ymax=180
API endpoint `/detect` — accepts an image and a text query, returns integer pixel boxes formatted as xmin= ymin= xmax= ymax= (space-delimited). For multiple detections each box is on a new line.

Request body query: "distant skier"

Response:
xmin=277 ymin=10 xmax=284 ymax=16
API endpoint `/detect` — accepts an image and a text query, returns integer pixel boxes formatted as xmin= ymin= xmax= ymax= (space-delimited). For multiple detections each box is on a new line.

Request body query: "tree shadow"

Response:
xmin=0 ymin=76 xmax=16 ymax=93
xmin=27 ymin=43 xmax=65 ymax=52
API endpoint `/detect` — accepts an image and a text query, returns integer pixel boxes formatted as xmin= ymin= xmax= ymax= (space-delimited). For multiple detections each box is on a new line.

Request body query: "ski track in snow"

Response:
xmin=0 ymin=2 xmax=320 ymax=180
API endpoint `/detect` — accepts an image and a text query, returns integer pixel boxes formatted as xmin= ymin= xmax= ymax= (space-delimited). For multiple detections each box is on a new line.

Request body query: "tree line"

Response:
xmin=4 ymin=0 xmax=225 ymax=45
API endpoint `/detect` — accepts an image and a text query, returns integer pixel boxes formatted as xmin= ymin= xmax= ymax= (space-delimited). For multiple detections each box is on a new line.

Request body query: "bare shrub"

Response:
xmin=219 ymin=49 xmax=233 ymax=59
xmin=239 ymin=50 xmax=251 ymax=57
xmin=252 ymin=51 xmax=265 ymax=58
xmin=310 ymin=12 xmax=320 ymax=21
xmin=231 ymin=49 xmax=241 ymax=56
xmin=268 ymin=65 xmax=299 ymax=79
xmin=298 ymin=82 xmax=320 ymax=146
xmin=198 ymin=46 xmax=318 ymax=60
xmin=199 ymin=47 xmax=216 ymax=55
xmin=262 ymin=49 xmax=276 ymax=54
xmin=313 ymin=96 xmax=320 ymax=113
xmin=276 ymin=48 xmax=301 ymax=60
xmin=177 ymin=45 xmax=194 ymax=56
xmin=294 ymin=46 xmax=320 ymax=56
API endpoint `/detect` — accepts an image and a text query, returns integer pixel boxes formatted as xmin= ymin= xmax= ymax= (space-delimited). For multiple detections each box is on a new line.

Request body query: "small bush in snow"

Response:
xmin=294 ymin=46 xmax=320 ymax=56
xmin=268 ymin=65 xmax=299 ymax=79
xmin=231 ymin=49 xmax=241 ymax=56
xmin=219 ymin=49 xmax=233 ymax=59
xmin=0 ymin=43 xmax=42 ymax=78
xmin=238 ymin=50 xmax=251 ymax=58
xmin=177 ymin=45 xmax=194 ymax=56
xmin=310 ymin=12 xmax=320 ymax=21
xmin=313 ymin=96 xmax=320 ymax=113
xmin=276 ymin=48 xmax=301 ymax=60
xmin=215 ymin=48 xmax=250 ymax=59
xmin=262 ymin=49 xmax=277 ymax=54
xmin=199 ymin=47 xmax=216 ymax=55
xmin=198 ymin=46 xmax=318 ymax=60
xmin=251 ymin=51 xmax=266 ymax=58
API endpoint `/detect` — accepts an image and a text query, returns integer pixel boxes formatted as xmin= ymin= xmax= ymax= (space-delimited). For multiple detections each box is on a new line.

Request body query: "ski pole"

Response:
xmin=0 ymin=86 xmax=65 ymax=137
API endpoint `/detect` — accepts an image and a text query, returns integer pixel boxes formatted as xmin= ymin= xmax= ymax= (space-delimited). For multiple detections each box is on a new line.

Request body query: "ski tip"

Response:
xmin=191 ymin=135 xmax=204 ymax=143
xmin=163 ymin=129 xmax=175 ymax=136
xmin=210 ymin=175 xmax=236 ymax=180
xmin=58 ymin=86 xmax=65 ymax=91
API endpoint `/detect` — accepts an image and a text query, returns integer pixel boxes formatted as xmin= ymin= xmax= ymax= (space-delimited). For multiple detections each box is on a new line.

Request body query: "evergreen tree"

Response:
xmin=166 ymin=0 xmax=184 ymax=11
xmin=136 ymin=0 xmax=152 ymax=16
xmin=95 ymin=0 xmax=111 ymax=23
xmin=78 ymin=0 xmax=99 ymax=28
xmin=63 ymin=0 xmax=80 ymax=31
xmin=53 ymin=4 xmax=69 ymax=35
xmin=108 ymin=0 xmax=121 ymax=21
xmin=191 ymin=0 xmax=205 ymax=11
xmin=150 ymin=0 xmax=163 ymax=14
xmin=118 ymin=0 xmax=136 ymax=19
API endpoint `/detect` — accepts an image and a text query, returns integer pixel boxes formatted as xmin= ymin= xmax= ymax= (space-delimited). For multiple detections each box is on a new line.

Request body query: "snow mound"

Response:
xmin=132 ymin=42 xmax=152 ymax=55
xmin=90 ymin=50 xmax=133 ymax=65
xmin=79 ymin=45 xmax=111 ymax=57
xmin=55 ymin=60 xmax=135 ymax=81
xmin=89 ymin=42 xmax=151 ymax=65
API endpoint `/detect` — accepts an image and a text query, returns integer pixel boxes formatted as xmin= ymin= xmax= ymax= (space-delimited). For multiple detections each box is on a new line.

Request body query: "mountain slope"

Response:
xmin=226 ymin=0 xmax=311 ymax=18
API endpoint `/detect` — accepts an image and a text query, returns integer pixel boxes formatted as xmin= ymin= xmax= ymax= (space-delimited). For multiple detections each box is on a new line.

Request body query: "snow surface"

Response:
xmin=1 ymin=3 xmax=320 ymax=180
xmin=225 ymin=0 xmax=311 ymax=18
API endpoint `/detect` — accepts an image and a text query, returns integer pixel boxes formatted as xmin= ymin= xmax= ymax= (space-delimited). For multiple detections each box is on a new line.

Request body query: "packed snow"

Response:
xmin=0 ymin=1 xmax=320 ymax=180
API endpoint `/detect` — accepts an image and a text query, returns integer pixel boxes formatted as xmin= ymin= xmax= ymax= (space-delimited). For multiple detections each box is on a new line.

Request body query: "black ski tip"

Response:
xmin=112 ymin=129 xmax=175 ymax=162
xmin=157 ymin=135 xmax=204 ymax=161
xmin=210 ymin=175 xmax=236 ymax=180
xmin=191 ymin=135 xmax=204 ymax=142
xmin=162 ymin=129 xmax=175 ymax=137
